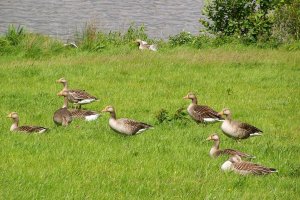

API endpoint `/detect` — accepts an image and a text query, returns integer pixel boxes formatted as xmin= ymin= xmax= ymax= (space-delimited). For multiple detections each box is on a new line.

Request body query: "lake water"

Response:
xmin=0 ymin=0 xmax=204 ymax=41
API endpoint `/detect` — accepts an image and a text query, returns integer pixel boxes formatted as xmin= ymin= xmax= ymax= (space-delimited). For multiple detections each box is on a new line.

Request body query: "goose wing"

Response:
xmin=18 ymin=125 xmax=47 ymax=133
xmin=222 ymin=149 xmax=255 ymax=158
xmin=70 ymin=109 xmax=98 ymax=118
xmin=238 ymin=122 xmax=263 ymax=134
xmin=122 ymin=119 xmax=153 ymax=134
xmin=68 ymin=90 xmax=97 ymax=101
xmin=233 ymin=162 xmax=276 ymax=175
xmin=193 ymin=105 xmax=223 ymax=121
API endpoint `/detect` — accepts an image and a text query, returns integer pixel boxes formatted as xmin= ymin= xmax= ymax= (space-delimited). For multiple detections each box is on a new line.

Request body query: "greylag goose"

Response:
xmin=218 ymin=108 xmax=263 ymax=140
xmin=183 ymin=92 xmax=223 ymax=123
xmin=101 ymin=105 xmax=153 ymax=135
xmin=57 ymin=90 xmax=100 ymax=121
xmin=53 ymin=94 xmax=73 ymax=126
xmin=136 ymin=39 xmax=157 ymax=51
xmin=221 ymin=155 xmax=277 ymax=175
xmin=206 ymin=134 xmax=255 ymax=159
xmin=56 ymin=78 xmax=98 ymax=108
xmin=7 ymin=112 xmax=48 ymax=133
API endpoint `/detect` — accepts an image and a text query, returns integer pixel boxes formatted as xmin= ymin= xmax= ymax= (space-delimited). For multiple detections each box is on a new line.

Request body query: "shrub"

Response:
xmin=272 ymin=0 xmax=300 ymax=42
xmin=200 ymin=0 xmax=279 ymax=42
xmin=169 ymin=32 xmax=195 ymax=46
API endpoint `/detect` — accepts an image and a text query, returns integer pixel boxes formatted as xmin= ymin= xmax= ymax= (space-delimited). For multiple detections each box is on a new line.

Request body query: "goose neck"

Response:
xmin=110 ymin=111 xmax=116 ymax=119
xmin=62 ymin=96 xmax=68 ymax=108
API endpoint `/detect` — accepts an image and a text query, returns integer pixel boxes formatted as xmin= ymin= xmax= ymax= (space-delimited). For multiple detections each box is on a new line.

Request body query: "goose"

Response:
xmin=136 ymin=39 xmax=157 ymax=51
xmin=7 ymin=112 xmax=48 ymax=133
xmin=101 ymin=105 xmax=153 ymax=135
xmin=57 ymin=90 xmax=100 ymax=121
xmin=56 ymin=78 xmax=98 ymax=108
xmin=53 ymin=93 xmax=73 ymax=126
xmin=221 ymin=155 xmax=277 ymax=175
xmin=206 ymin=134 xmax=255 ymax=159
xmin=183 ymin=92 xmax=223 ymax=123
xmin=218 ymin=108 xmax=263 ymax=140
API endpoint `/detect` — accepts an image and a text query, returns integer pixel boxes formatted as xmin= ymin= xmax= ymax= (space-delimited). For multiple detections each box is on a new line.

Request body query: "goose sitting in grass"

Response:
xmin=57 ymin=90 xmax=100 ymax=121
xmin=7 ymin=112 xmax=48 ymax=133
xmin=101 ymin=105 xmax=153 ymax=135
xmin=56 ymin=78 xmax=98 ymax=108
xmin=136 ymin=39 xmax=157 ymax=51
xmin=206 ymin=134 xmax=255 ymax=159
xmin=221 ymin=155 xmax=277 ymax=175
xmin=218 ymin=108 xmax=263 ymax=140
xmin=53 ymin=93 xmax=73 ymax=126
xmin=183 ymin=92 xmax=223 ymax=123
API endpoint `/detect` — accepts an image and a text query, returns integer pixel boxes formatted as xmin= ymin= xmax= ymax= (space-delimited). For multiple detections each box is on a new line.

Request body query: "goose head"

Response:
xmin=206 ymin=133 xmax=220 ymax=141
xmin=101 ymin=105 xmax=115 ymax=113
xmin=56 ymin=77 xmax=67 ymax=84
xmin=183 ymin=92 xmax=197 ymax=100
xmin=218 ymin=108 xmax=231 ymax=117
xmin=7 ymin=112 xmax=19 ymax=121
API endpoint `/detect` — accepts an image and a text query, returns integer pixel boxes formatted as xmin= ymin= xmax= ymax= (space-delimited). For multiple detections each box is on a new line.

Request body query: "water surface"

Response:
xmin=0 ymin=0 xmax=204 ymax=41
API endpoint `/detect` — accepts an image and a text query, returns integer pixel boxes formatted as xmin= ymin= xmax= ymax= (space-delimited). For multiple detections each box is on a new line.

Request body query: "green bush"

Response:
xmin=200 ymin=0 xmax=279 ymax=42
xmin=273 ymin=0 xmax=300 ymax=42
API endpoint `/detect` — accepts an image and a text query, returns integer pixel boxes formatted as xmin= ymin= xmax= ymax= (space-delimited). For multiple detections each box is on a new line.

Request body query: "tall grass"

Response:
xmin=1 ymin=24 xmax=300 ymax=59
xmin=0 ymin=46 xmax=299 ymax=199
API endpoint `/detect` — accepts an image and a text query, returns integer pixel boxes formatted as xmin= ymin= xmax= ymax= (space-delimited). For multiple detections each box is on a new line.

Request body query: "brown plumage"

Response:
xmin=7 ymin=112 xmax=48 ymax=133
xmin=183 ymin=92 xmax=223 ymax=123
xmin=56 ymin=78 xmax=98 ymax=108
xmin=53 ymin=95 xmax=73 ymax=126
xmin=218 ymin=108 xmax=263 ymax=139
xmin=102 ymin=105 xmax=153 ymax=135
xmin=206 ymin=134 xmax=255 ymax=159
xmin=221 ymin=155 xmax=277 ymax=175
xmin=57 ymin=91 xmax=100 ymax=121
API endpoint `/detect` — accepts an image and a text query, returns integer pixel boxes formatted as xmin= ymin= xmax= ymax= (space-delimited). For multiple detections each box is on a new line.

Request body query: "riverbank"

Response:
xmin=0 ymin=47 xmax=299 ymax=199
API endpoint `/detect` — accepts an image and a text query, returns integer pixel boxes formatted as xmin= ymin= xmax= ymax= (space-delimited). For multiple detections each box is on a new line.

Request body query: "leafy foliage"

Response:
xmin=200 ymin=0 xmax=279 ymax=42
xmin=273 ymin=0 xmax=300 ymax=42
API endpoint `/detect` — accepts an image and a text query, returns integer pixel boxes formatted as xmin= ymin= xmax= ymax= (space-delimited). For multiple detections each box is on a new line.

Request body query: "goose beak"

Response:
xmin=7 ymin=114 xmax=11 ymax=118
xmin=206 ymin=136 xmax=212 ymax=141
xmin=183 ymin=95 xmax=189 ymax=99
xmin=57 ymin=91 xmax=63 ymax=96
xmin=56 ymin=80 xmax=61 ymax=83
xmin=101 ymin=108 xmax=107 ymax=112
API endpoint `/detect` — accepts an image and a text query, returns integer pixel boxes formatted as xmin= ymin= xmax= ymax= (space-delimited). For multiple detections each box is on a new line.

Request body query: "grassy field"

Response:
xmin=0 ymin=47 xmax=299 ymax=199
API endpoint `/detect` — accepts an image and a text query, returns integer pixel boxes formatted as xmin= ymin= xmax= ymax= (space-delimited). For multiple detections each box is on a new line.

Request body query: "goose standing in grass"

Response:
xmin=218 ymin=108 xmax=263 ymax=140
xmin=206 ymin=134 xmax=255 ymax=159
xmin=183 ymin=92 xmax=223 ymax=123
xmin=101 ymin=105 xmax=153 ymax=135
xmin=57 ymin=90 xmax=100 ymax=121
xmin=221 ymin=155 xmax=277 ymax=175
xmin=7 ymin=112 xmax=48 ymax=133
xmin=56 ymin=78 xmax=98 ymax=108
xmin=136 ymin=39 xmax=157 ymax=51
xmin=53 ymin=93 xmax=73 ymax=126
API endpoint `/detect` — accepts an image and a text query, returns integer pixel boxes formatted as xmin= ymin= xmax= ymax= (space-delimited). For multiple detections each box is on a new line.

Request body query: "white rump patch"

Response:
xmin=78 ymin=99 xmax=95 ymax=104
xmin=149 ymin=44 xmax=157 ymax=51
xmin=221 ymin=161 xmax=232 ymax=171
xmin=85 ymin=114 xmax=100 ymax=121
xmin=250 ymin=132 xmax=262 ymax=137
xmin=136 ymin=128 xmax=148 ymax=134
xmin=38 ymin=129 xmax=47 ymax=133
xmin=203 ymin=118 xmax=219 ymax=122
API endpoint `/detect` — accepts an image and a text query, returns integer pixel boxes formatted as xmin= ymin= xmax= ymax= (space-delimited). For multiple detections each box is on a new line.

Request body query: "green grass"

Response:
xmin=0 ymin=47 xmax=299 ymax=199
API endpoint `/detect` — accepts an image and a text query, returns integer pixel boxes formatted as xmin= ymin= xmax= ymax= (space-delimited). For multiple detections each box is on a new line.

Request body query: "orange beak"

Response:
xmin=183 ymin=95 xmax=189 ymax=99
